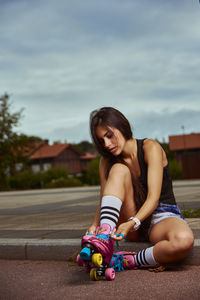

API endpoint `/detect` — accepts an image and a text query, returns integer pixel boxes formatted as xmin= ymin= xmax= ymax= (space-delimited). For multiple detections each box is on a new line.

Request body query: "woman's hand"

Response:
xmin=111 ymin=221 xmax=135 ymax=241
xmin=85 ymin=224 xmax=97 ymax=235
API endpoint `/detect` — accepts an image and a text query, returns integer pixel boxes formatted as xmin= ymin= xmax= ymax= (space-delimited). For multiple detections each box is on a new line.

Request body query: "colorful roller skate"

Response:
xmin=110 ymin=251 xmax=138 ymax=271
xmin=76 ymin=224 xmax=115 ymax=281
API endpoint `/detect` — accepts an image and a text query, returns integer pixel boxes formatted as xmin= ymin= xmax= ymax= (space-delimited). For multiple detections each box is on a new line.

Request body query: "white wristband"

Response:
xmin=128 ymin=217 xmax=141 ymax=231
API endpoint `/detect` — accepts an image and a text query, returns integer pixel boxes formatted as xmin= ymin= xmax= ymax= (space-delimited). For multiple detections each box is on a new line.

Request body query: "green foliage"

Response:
xmin=40 ymin=167 xmax=69 ymax=186
xmin=9 ymin=169 xmax=42 ymax=190
xmin=168 ymin=158 xmax=183 ymax=180
xmin=159 ymin=141 xmax=183 ymax=180
xmin=78 ymin=140 xmax=94 ymax=152
xmin=159 ymin=141 xmax=175 ymax=161
xmin=44 ymin=177 xmax=83 ymax=188
xmin=27 ymin=136 xmax=43 ymax=142
xmin=0 ymin=93 xmax=25 ymax=189
xmin=181 ymin=208 xmax=200 ymax=218
xmin=8 ymin=167 xmax=83 ymax=190
xmin=0 ymin=94 xmax=45 ymax=190
xmin=71 ymin=140 xmax=95 ymax=154
xmin=80 ymin=156 xmax=100 ymax=185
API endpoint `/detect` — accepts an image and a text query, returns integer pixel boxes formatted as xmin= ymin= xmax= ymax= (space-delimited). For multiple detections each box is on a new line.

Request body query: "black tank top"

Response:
xmin=137 ymin=139 xmax=176 ymax=205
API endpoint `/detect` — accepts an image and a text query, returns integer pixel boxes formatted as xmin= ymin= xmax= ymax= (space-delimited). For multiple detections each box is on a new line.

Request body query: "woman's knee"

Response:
xmin=103 ymin=163 xmax=132 ymax=200
xmin=170 ymin=231 xmax=194 ymax=254
xmin=108 ymin=163 xmax=131 ymax=181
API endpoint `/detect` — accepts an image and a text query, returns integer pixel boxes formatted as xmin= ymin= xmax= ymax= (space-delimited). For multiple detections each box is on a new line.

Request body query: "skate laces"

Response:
xmin=110 ymin=253 xmax=124 ymax=272
xmin=95 ymin=233 xmax=110 ymax=242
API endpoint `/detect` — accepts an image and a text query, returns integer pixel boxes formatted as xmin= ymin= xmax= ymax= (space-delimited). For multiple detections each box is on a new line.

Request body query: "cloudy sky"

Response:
xmin=1 ymin=0 xmax=200 ymax=144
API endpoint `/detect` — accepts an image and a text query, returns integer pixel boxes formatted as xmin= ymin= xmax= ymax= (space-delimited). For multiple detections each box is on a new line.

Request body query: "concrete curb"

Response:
xmin=0 ymin=238 xmax=199 ymax=265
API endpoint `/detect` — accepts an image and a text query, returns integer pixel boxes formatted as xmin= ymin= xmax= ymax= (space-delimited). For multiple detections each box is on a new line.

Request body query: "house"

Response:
xmin=80 ymin=152 xmax=97 ymax=170
xmin=14 ymin=140 xmax=46 ymax=172
xmin=30 ymin=142 xmax=96 ymax=175
xmin=169 ymin=133 xmax=200 ymax=179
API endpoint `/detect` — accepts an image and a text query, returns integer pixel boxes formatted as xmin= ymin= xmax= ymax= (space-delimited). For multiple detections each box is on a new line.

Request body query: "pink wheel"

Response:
xmin=105 ymin=268 xmax=115 ymax=281
xmin=86 ymin=267 xmax=91 ymax=273
xmin=76 ymin=254 xmax=86 ymax=267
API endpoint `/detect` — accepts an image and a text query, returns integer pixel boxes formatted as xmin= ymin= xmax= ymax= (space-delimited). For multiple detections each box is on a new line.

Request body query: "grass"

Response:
xmin=181 ymin=208 xmax=200 ymax=218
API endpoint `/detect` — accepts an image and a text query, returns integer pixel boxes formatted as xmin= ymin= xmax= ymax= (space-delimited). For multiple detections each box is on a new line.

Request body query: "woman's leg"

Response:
xmin=104 ymin=163 xmax=194 ymax=266
xmin=80 ymin=163 xmax=139 ymax=266
xmin=102 ymin=163 xmax=139 ymax=241
xmin=149 ymin=217 xmax=194 ymax=264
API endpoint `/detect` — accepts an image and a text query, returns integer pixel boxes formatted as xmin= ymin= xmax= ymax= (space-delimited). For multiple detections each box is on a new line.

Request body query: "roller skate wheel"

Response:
xmin=92 ymin=253 xmax=103 ymax=266
xmin=76 ymin=254 xmax=86 ymax=267
xmin=90 ymin=268 xmax=100 ymax=281
xmin=105 ymin=268 xmax=115 ymax=281
xmin=80 ymin=247 xmax=91 ymax=260
xmin=86 ymin=267 xmax=91 ymax=273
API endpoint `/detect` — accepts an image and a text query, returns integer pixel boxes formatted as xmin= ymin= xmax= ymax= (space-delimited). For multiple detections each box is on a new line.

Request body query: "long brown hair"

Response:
xmin=90 ymin=107 xmax=151 ymax=240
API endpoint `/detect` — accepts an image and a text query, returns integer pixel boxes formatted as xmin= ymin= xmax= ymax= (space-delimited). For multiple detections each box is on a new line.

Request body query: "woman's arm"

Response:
xmin=113 ymin=139 xmax=164 ymax=239
xmin=134 ymin=139 xmax=163 ymax=222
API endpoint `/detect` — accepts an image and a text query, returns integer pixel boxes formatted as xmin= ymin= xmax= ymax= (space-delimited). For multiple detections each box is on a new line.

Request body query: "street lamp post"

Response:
xmin=181 ymin=125 xmax=186 ymax=151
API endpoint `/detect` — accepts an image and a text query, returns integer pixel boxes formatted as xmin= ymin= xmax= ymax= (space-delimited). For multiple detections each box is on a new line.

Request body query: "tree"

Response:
xmin=71 ymin=140 xmax=95 ymax=155
xmin=159 ymin=140 xmax=183 ymax=179
xmin=0 ymin=93 xmax=26 ymax=189
xmin=81 ymin=156 xmax=100 ymax=185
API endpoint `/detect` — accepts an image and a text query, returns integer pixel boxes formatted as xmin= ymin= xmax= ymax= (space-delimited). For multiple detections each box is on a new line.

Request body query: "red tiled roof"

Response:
xmin=169 ymin=133 xmax=200 ymax=151
xmin=80 ymin=152 xmax=96 ymax=160
xmin=11 ymin=141 xmax=44 ymax=157
xmin=31 ymin=143 xmax=70 ymax=159
xmin=24 ymin=142 xmax=45 ymax=156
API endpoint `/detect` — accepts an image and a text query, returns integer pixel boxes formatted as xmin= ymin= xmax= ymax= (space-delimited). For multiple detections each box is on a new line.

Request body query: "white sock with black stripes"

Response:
xmin=100 ymin=195 xmax=122 ymax=231
xmin=134 ymin=246 xmax=158 ymax=267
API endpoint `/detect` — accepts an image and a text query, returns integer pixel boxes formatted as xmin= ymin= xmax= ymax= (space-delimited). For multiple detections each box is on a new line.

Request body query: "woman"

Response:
xmin=83 ymin=107 xmax=194 ymax=269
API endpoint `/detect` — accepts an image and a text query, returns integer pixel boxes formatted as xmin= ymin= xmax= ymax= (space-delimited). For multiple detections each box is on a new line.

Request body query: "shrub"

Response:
xmin=169 ymin=159 xmax=183 ymax=180
xmin=80 ymin=157 xmax=100 ymax=185
xmin=8 ymin=167 xmax=83 ymax=190
xmin=9 ymin=170 xmax=41 ymax=190
xmin=44 ymin=177 xmax=83 ymax=188
xmin=181 ymin=208 xmax=200 ymax=218
xmin=0 ymin=174 xmax=10 ymax=191
xmin=40 ymin=167 xmax=69 ymax=186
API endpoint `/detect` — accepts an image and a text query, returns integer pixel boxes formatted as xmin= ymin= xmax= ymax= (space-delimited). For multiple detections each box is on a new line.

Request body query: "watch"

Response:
xmin=128 ymin=217 xmax=141 ymax=231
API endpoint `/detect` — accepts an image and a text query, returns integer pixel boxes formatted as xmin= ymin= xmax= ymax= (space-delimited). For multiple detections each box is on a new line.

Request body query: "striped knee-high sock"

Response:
xmin=100 ymin=195 xmax=122 ymax=231
xmin=134 ymin=246 xmax=158 ymax=267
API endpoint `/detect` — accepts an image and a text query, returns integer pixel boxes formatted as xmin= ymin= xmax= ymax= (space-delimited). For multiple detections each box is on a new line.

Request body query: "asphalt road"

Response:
xmin=0 ymin=182 xmax=199 ymax=239
xmin=0 ymin=259 xmax=199 ymax=300
xmin=0 ymin=182 xmax=200 ymax=299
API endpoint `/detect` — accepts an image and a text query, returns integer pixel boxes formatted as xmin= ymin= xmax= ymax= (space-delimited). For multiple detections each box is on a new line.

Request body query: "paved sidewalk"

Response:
xmin=0 ymin=234 xmax=199 ymax=265
xmin=0 ymin=181 xmax=199 ymax=264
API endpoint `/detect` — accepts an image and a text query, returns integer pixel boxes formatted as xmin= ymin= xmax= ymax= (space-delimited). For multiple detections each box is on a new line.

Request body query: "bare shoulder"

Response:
xmin=143 ymin=139 xmax=161 ymax=151
xmin=143 ymin=139 xmax=163 ymax=163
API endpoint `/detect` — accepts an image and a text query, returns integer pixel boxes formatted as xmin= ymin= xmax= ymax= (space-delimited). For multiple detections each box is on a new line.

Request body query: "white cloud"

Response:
xmin=130 ymin=108 xmax=200 ymax=141
xmin=1 ymin=0 xmax=200 ymax=143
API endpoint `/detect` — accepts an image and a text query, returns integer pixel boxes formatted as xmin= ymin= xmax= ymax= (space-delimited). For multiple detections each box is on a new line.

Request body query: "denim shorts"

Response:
xmin=148 ymin=203 xmax=185 ymax=234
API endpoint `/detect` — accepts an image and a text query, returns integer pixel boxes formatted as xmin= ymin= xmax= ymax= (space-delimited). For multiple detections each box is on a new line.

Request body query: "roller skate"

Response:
xmin=76 ymin=224 xmax=115 ymax=281
xmin=110 ymin=251 xmax=138 ymax=271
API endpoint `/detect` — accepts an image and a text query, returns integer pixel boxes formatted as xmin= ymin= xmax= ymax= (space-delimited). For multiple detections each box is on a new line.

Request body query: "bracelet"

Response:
xmin=128 ymin=217 xmax=141 ymax=231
